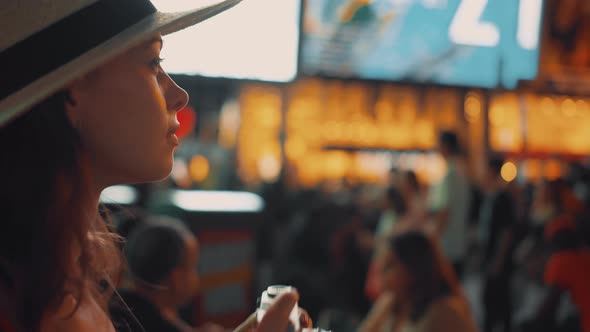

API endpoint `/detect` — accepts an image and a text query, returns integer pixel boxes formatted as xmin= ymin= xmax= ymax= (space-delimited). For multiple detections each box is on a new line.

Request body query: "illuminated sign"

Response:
xmin=302 ymin=0 xmax=544 ymax=88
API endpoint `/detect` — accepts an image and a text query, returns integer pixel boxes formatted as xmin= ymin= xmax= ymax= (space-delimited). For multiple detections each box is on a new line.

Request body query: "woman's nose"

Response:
xmin=165 ymin=75 xmax=189 ymax=113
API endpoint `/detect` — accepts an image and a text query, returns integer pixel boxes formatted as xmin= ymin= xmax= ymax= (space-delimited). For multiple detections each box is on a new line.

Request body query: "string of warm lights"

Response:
xmin=236 ymin=79 xmax=590 ymax=187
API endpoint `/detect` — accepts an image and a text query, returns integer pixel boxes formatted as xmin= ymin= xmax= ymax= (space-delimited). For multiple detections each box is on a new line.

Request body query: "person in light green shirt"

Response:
xmin=427 ymin=131 xmax=471 ymax=278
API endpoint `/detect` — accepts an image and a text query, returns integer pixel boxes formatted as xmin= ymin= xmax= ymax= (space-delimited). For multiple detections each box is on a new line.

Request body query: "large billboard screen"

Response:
xmin=301 ymin=0 xmax=544 ymax=88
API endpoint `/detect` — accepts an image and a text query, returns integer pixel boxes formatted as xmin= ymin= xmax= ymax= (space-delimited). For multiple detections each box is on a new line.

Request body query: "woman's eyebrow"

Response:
xmin=143 ymin=36 xmax=163 ymax=50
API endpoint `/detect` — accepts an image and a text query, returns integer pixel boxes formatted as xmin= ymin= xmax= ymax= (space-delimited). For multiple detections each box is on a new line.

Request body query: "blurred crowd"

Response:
xmin=255 ymin=130 xmax=590 ymax=332
xmin=108 ymin=130 xmax=590 ymax=332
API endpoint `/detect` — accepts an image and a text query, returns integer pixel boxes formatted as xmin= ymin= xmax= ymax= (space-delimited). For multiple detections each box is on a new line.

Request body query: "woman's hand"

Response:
xmin=234 ymin=292 xmax=303 ymax=332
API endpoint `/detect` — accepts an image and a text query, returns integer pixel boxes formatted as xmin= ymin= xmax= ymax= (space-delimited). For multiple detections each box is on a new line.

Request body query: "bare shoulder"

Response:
xmin=40 ymin=290 xmax=115 ymax=332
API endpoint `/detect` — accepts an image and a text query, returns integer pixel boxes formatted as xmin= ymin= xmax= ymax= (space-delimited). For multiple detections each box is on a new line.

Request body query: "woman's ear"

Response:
xmin=64 ymin=79 xmax=86 ymax=130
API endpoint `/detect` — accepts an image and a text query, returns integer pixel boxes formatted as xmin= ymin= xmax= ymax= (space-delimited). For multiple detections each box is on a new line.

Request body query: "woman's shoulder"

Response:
xmin=40 ymin=289 xmax=116 ymax=332
xmin=419 ymin=295 xmax=479 ymax=332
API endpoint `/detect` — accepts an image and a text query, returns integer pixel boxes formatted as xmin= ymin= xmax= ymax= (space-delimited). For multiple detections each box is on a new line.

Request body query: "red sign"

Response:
xmin=177 ymin=106 xmax=197 ymax=139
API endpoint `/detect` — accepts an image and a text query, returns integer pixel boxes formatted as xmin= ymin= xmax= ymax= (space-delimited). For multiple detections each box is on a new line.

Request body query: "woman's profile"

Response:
xmin=0 ymin=0 xmax=298 ymax=331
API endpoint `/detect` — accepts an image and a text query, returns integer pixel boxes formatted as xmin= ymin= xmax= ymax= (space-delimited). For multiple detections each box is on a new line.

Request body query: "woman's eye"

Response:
xmin=150 ymin=57 xmax=164 ymax=70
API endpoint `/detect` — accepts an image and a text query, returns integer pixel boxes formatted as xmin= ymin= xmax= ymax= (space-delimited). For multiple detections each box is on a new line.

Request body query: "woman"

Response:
xmin=358 ymin=232 xmax=479 ymax=332
xmin=0 ymin=1 xmax=298 ymax=331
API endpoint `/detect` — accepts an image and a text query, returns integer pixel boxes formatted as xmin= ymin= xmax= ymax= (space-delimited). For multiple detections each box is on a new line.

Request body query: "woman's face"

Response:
xmin=380 ymin=248 xmax=411 ymax=299
xmin=66 ymin=33 xmax=189 ymax=187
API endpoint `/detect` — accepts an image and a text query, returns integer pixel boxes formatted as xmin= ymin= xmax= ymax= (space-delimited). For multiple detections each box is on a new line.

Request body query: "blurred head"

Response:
xmin=379 ymin=231 xmax=458 ymax=321
xmin=437 ymin=131 xmax=461 ymax=158
xmin=125 ymin=217 xmax=199 ymax=307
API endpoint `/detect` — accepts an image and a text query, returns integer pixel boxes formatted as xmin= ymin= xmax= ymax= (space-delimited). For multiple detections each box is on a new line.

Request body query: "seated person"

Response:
xmin=110 ymin=216 xmax=223 ymax=332
xmin=358 ymin=231 xmax=479 ymax=332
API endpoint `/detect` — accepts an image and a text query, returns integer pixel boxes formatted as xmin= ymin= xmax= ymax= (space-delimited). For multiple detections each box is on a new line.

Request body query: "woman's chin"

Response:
xmin=153 ymin=161 xmax=174 ymax=182
xmin=133 ymin=160 xmax=174 ymax=184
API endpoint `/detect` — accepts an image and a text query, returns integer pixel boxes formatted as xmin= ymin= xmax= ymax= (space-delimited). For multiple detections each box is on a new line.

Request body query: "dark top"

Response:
xmin=479 ymin=190 xmax=516 ymax=272
xmin=109 ymin=289 xmax=184 ymax=332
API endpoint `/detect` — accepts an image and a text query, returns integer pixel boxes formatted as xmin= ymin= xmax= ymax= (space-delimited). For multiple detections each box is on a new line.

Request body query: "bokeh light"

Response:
xmin=501 ymin=161 xmax=518 ymax=182
xmin=189 ymin=155 xmax=210 ymax=183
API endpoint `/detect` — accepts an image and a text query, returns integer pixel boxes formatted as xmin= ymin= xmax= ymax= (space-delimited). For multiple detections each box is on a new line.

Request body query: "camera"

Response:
xmin=256 ymin=285 xmax=330 ymax=332
xmin=257 ymin=285 xmax=300 ymax=331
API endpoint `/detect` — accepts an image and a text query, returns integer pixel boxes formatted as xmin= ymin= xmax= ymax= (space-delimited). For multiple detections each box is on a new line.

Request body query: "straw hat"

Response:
xmin=0 ymin=0 xmax=243 ymax=126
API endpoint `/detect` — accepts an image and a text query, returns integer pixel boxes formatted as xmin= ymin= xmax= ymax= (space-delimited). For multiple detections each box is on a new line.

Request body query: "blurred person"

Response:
xmin=518 ymin=179 xmax=584 ymax=279
xmin=110 ymin=217 xmax=221 ymax=332
xmin=399 ymin=171 xmax=422 ymax=212
xmin=395 ymin=170 xmax=428 ymax=233
xmin=374 ymin=171 xmax=426 ymax=238
xmin=427 ymin=131 xmax=471 ymax=278
xmin=566 ymin=162 xmax=590 ymax=204
xmin=353 ymin=185 xmax=388 ymax=254
xmin=478 ymin=157 xmax=516 ymax=332
xmin=529 ymin=180 xmax=560 ymax=237
xmin=358 ymin=231 xmax=479 ymax=332
xmin=0 ymin=0 xmax=298 ymax=331
xmin=365 ymin=187 xmax=407 ymax=302
xmin=513 ymin=180 xmax=557 ymax=271
xmin=387 ymin=167 xmax=401 ymax=188
xmin=529 ymin=217 xmax=590 ymax=332
xmin=375 ymin=187 xmax=408 ymax=238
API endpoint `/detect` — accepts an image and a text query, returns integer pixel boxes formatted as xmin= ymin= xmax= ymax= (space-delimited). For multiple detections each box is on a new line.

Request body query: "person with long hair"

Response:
xmin=358 ymin=231 xmax=479 ymax=332
xmin=0 ymin=1 xmax=298 ymax=331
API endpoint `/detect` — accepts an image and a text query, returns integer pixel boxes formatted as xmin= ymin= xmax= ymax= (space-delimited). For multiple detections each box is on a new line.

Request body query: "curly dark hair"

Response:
xmin=0 ymin=91 xmax=122 ymax=331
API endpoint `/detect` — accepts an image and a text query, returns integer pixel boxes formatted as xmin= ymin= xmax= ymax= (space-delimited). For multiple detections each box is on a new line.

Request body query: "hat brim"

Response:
xmin=0 ymin=0 xmax=242 ymax=126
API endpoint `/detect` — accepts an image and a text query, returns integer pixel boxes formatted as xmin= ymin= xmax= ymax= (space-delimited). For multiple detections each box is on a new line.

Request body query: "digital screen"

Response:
xmin=301 ymin=0 xmax=544 ymax=88
xmin=152 ymin=0 xmax=301 ymax=82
